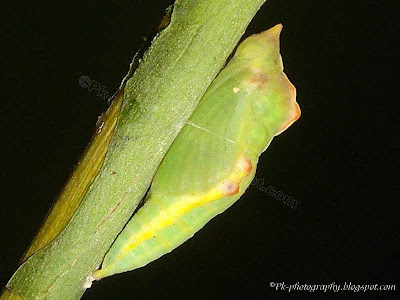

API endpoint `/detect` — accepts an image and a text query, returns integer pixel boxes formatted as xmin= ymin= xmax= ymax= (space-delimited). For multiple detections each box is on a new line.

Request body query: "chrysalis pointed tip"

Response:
xmin=259 ymin=23 xmax=283 ymax=39
xmin=273 ymin=23 xmax=283 ymax=33
xmin=235 ymin=24 xmax=283 ymax=60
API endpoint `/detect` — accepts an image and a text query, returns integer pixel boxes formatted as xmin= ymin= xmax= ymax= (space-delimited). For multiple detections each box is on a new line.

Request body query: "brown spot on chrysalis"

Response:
xmin=221 ymin=181 xmax=239 ymax=196
xmin=246 ymin=68 xmax=268 ymax=92
xmin=110 ymin=171 xmax=117 ymax=175
xmin=237 ymin=156 xmax=253 ymax=175
xmin=251 ymin=69 xmax=267 ymax=86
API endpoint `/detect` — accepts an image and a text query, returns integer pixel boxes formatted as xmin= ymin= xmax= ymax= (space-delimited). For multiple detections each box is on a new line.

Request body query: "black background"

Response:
xmin=1 ymin=1 xmax=398 ymax=299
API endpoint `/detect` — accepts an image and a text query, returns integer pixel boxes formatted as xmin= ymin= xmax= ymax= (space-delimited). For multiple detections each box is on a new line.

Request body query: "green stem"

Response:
xmin=3 ymin=0 xmax=266 ymax=299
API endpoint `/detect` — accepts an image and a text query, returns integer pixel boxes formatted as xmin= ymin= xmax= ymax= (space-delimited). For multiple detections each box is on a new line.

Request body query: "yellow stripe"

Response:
xmin=152 ymin=197 xmax=194 ymax=235
xmin=117 ymin=156 xmax=252 ymax=258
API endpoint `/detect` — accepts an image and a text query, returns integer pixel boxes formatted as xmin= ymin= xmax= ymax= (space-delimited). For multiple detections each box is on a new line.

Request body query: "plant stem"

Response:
xmin=2 ymin=0 xmax=266 ymax=299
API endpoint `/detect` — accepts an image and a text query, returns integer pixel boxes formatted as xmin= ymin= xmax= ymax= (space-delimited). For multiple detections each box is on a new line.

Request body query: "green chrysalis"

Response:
xmin=93 ymin=24 xmax=300 ymax=280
